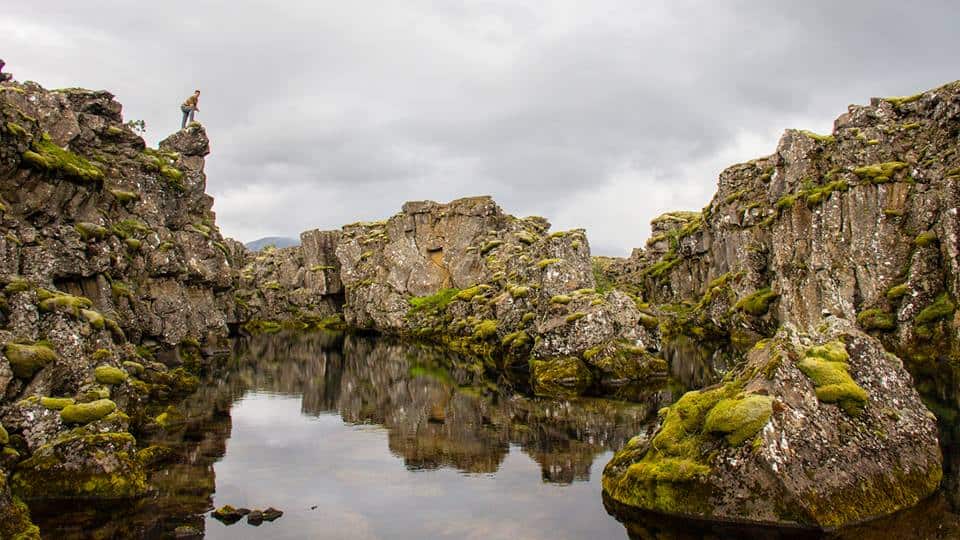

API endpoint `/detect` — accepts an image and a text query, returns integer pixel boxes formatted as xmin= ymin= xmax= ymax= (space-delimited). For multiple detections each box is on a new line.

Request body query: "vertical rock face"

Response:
xmin=0 ymin=82 xmax=236 ymax=347
xmin=238 ymin=196 xmax=664 ymax=395
xmin=0 ymin=79 xmax=237 ymax=532
xmin=601 ymin=81 xmax=960 ymax=527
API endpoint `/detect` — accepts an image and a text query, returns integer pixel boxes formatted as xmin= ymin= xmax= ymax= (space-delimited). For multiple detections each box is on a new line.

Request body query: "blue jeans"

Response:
xmin=181 ymin=106 xmax=196 ymax=128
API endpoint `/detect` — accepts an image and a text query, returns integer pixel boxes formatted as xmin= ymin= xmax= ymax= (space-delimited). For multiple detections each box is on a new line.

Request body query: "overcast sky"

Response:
xmin=4 ymin=1 xmax=959 ymax=255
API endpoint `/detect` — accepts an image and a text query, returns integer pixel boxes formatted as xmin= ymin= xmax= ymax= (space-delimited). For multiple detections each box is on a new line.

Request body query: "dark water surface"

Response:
xmin=28 ymin=332 xmax=960 ymax=539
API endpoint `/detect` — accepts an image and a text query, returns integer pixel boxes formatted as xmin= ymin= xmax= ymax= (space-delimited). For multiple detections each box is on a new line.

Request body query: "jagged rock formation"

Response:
xmin=236 ymin=229 xmax=342 ymax=326
xmin=0 ymin=80 xmax=238 ymax=537
xmin=603 ymin=318 xmax=941 ymax=527
xmin=601 ymin=81 xmax=960 ymax=527
xmin=239 ymin=196 xmax=664 ymax=397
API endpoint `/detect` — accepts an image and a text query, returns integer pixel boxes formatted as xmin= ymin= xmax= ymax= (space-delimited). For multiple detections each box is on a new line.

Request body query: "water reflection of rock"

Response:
xmin=230 ymin=332 xmax=667 ymax=483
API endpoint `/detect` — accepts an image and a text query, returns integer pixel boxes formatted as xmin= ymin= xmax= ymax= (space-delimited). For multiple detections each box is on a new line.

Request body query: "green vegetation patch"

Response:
xmin=409 ymin=288 xmax=460 ymax=313
xmin=853 ymin=161 xmax=908 ymax=183
xmin=703 ymin=394 xmax=774 ymax=446
xmin=38 ymin=290 xmax=93 ymax=316
xmin=40 ymin=397 xmax=74 ymax=410
xmin=857 ymin=308 xmax=895 ymax=331
xmin=797 ymin=341 xmax=868 ymax=416
xmin=111 ymin=219 xmax=150 ymax=240
xmin=886 ymin=284 xmax=909 ymax=300
xmin=21 ymin=133 xmax=104 ymax=182
xmin=94 ymin=365 xmax=128 ymax=385
xmin=530 ymin=357 xmax=592 ymax=397
xmin=537 ymin=258 xmax=562 ymax=269
xmin=5 ymin=343 xmax=57 ymax=379
xmin=455 ymin=284 xmax=491 ymax=301
xmin=915 ymin=293 xmax=955 ymax=325
xmin=804 ymin=179 xmax=848 ymax=205
xmin=472 ymin=319 xmax=498 ymax=339
xmin=75 ymin=222 xmax=109 ymax=242
xmin=735 ymin=287 xmax=778 ymax=316
xmin=60 ymin=399 xmax=117 ymax=424
xmin=799 ymin=129 xmax=835 ymax=144
xmin=914 ymin=231 xmax=938 ymax=247
xmin=883 ymin=93 xmax=923 ymax=107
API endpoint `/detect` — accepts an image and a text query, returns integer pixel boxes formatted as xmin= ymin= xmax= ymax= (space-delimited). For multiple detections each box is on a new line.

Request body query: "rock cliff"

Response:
xmin=601 ymin=81 xmax=960 ymax=527
xmin=238 ymin=196 xmax=664 ymax=397
xmin=0 ymin=80 xmax=238 ymax=537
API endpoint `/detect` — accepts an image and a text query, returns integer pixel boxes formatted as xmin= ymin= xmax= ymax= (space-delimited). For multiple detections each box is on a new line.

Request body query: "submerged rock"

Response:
xmin=603 ymin=318 xmax=941 ymax=528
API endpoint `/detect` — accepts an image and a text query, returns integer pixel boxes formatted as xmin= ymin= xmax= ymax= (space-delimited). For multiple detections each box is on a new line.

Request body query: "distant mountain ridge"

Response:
xmin=245 ymin=236 xmax=299 ymax=251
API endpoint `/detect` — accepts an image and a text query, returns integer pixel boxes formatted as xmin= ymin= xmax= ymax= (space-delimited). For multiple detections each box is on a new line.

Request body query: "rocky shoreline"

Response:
xmin=0 ymin=76 xmax=958 ymax=536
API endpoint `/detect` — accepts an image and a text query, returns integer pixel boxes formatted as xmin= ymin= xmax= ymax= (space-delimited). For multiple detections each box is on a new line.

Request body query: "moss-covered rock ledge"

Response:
xmin=602 ymin=317 xmax=941 ymax=528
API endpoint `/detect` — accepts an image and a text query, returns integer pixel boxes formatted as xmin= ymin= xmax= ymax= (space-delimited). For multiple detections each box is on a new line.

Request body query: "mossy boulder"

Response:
xmin=603 ymin=319 xmax=941 ymax=528
xmin=60 ymin=399 xmax=117 ymax=424
xmin=11 ymin=429 xmax=147 ymax=500
xmin=5 ymin=343 xmax=57 ymax=379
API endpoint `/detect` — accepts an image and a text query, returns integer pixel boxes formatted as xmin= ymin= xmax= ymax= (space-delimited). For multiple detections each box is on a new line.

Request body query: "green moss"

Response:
xmin=521 ymin=312 xmax=536 ymax=325
xmin=40 ymin=397 xmax=74 ymax=410
xmin=915 ymin=293 xmax=955 ymax=325
xmin=455 ymin=285 xmax=491 ymax=301
xmin=60 ymin=399 xmax=117 ymax=424
xmin=805 ymin=179 xmax=848 ymax=205
xmin=853 ymin=161 xmax=908 ymax=183
xmin=263 ymin=280 xmax=282 ymax=290
xmin=479 ymin=240 xmax=503 ymax=254
xmin=310 ymin=264 xmax=335 ymax=272
xmin=886 ymin=283 xmax=909 ymax=300
xmin=39 ymin=291 xmax=93 ymax=316
xmin=22 ymin=133 xmax=104 ymax=182
xmin=883 ymin=93 xmax=923 ymax=107
xmin=775 ymin=192 xmax=801 ymax=211
xmin=643 ymin=255 xmax=683 ymax=280
xmin=703 ymin=394 xmax=774 ymax=446
xmin=914 ymin=231 xmax=938 ymax=247
xmin=124 ymin=238 xmax=142 ymax=250
xmin=189 ymin=223 xmax=211 ymax=237
xmin=0 ymin=422 xmax=8 ymax=445
xmin=735 ymin=287 xmax=778 ymax=316
xmin=799 ymin=129 xmax=835 ymax=144
xmin=501 ymin=330 xmax=531 ymax=349
xmin=11 ymin=431 xmax=146 ymax=500
xmin=507 ymin=285 xmax=530 ymax=299
xmin=857 ymin=308 xmax=896 ymax=331
xmin=5 ymin=343 xmax=57 ymax=379
xmin=530 ymin=357 xmax=592 ymax=397
xmin=550 ymin=294 xmax=572 ymax=305
xmin=243 ymin=320 xmax=283 ymax=334
xmin=409 ymin=288 xmax=460 ymax=313
xmin=4 ymin=278 xmax=32 ymax=294
xmin=119 ymin=361 xmax=143 ymax=377
xmin=81 ymin=309 xmax=105 ymax=329
xmin=537 ymin=258 xmax=562 ymax=269
xmin=565 ymin=312 xmax=586 ymax=324
xmin=111 ymin=219 xmax=150 ymax=239
xmin=94 ymin=365 xmax=128 ymax=385
xmin=798 ymin=341 xmax=868 ymax=416
xmin=75 ymin=222 xmax=109 ymax=241
xmin=111 ymin=281 xmax=134 ymax=299
xmin=137 ymin=445 xmax=174 ymax=467
xmin=472 ymin=319 xmax=498 ymax=339
xmin=5 ymin=121 xmax=27 ymax=137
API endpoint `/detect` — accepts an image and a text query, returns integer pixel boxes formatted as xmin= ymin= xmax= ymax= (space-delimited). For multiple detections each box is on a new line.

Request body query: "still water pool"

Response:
xmin=28 ymin=332 xmax=960 ymax=539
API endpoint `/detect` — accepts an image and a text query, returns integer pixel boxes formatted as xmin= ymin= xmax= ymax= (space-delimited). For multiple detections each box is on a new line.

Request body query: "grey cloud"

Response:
xmin=5 ymin=1 xmax=960 ymax=255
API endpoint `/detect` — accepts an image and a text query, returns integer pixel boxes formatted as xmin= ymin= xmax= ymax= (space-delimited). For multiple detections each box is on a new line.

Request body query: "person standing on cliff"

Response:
xmin=180 ymin=90 xmax=200 ymax=129
xmin=0 ymin=59 xmax=12 ymax=83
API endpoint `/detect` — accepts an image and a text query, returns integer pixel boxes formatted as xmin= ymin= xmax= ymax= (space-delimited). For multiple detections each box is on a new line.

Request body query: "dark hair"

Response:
xmin=194 ymin=89 xmax=200 ymax=93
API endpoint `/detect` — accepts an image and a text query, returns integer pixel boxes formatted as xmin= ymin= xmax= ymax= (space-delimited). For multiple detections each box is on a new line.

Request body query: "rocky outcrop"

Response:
xmin=0 ymin=79 xmax=238 ymax=533
xmin=241 ymin=196 xmax=665 ymax=396
xmin=603 ymin=318 xmax=941 ymax=527
xmin=236 ymin=229 xmax=343 ymax=327
xmin=601 ymin=81 xmax=960 ymax=527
